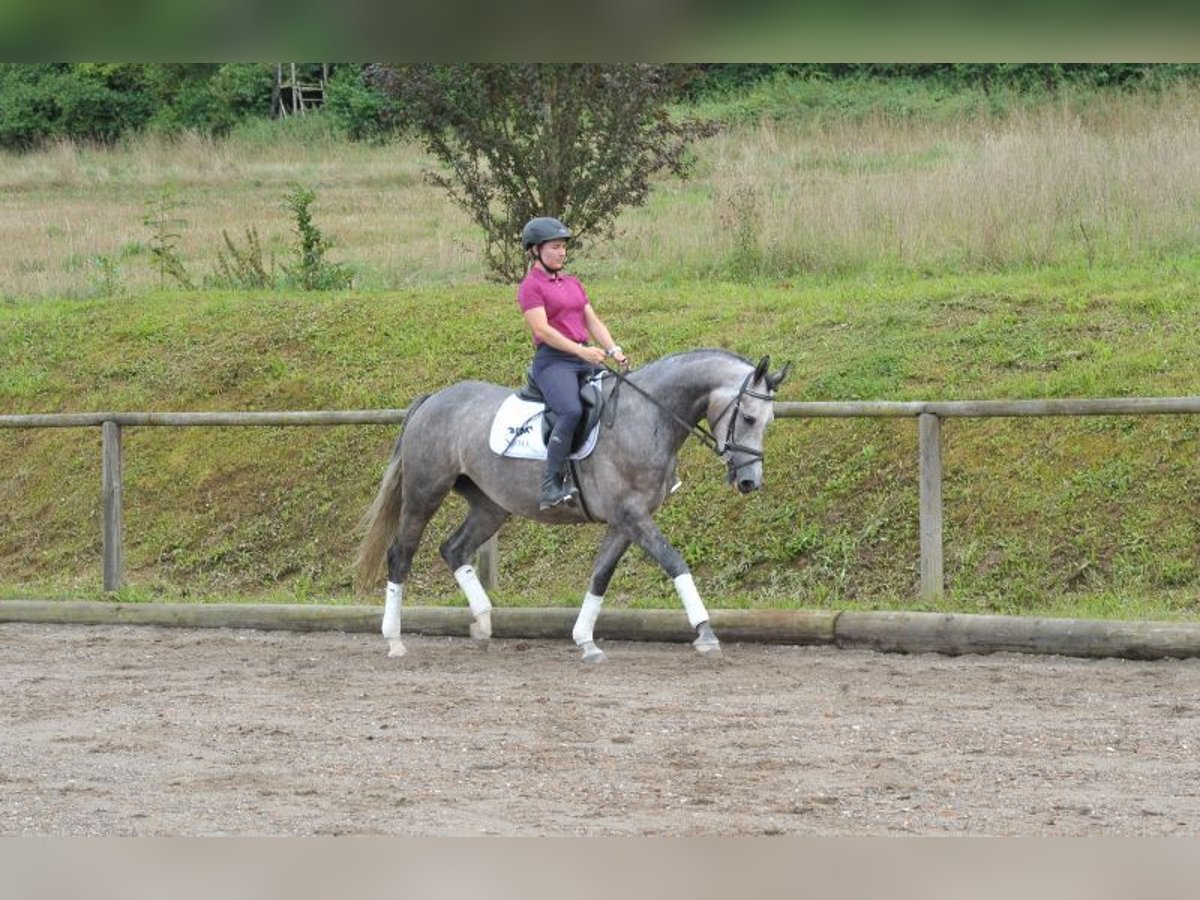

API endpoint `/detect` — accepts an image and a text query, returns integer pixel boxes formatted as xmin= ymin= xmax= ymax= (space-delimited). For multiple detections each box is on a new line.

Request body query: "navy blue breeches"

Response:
xmin=531 ymin=345 xmax=598 ymax=472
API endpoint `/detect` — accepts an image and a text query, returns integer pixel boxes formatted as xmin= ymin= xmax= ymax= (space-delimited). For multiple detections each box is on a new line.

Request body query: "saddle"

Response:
xmin=487 ymin=370 xmax=608 ymax=461
xmin=516 ymin=366 xmax=607 ymax=452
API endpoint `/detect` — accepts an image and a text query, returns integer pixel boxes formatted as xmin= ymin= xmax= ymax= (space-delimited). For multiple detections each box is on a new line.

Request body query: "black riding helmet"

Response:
xmin=521 ymin=217 xmax=572 ymax=251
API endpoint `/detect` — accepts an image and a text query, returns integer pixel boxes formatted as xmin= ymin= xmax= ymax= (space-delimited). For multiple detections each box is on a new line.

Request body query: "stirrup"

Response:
xmin=539 ymin=481 xmax=577 ymax=510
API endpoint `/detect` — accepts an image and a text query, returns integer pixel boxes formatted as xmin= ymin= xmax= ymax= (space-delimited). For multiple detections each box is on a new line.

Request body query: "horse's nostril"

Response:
xmin=738 ymin=479 xmax=757 ymax=494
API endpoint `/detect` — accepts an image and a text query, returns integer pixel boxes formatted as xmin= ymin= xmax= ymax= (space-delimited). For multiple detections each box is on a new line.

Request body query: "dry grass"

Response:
xmin=2 ymin=86 xmax=1199 ymax=298
xmin=0 ymin=129 xmax=482 ymax=297
xmin=591 ymin=85 xmax=1200 ymax=279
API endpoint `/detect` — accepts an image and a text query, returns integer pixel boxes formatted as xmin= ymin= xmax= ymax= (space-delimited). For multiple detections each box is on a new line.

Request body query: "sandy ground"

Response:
xmin=2 ymin=622 xmax=1199 ymax=836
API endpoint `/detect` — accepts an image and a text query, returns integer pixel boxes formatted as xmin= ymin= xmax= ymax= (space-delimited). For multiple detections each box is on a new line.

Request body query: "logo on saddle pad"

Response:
xmin=488 ymin=373 xmax=605 ymax=462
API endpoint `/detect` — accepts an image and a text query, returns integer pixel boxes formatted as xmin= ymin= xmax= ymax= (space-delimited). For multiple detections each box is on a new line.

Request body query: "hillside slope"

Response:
xmin=3 ymin=266 xmax=1199 ymax=618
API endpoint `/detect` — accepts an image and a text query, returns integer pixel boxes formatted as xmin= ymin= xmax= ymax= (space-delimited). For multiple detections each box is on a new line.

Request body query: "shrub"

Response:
xmin=280 ymin=185 xmax=353 ymax=291
xmin=142 ymin=188 xmax=194 ymax=290
xmin=323 ymin=66 xmax=399 ymax=142
xmin=0 ymin=64 xmax=152 ymax=148
xmin=211 ymin=227 xmax=273 ymax=289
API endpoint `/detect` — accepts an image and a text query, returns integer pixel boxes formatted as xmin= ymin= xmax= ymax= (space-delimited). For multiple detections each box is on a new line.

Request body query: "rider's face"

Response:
xmin=538 ymin=239 xmax=568 ymax=270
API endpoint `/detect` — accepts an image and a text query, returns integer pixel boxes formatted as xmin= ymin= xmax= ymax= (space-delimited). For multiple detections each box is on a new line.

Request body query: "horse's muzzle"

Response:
xmin=736 ymin=477 xmax=761 ymax=494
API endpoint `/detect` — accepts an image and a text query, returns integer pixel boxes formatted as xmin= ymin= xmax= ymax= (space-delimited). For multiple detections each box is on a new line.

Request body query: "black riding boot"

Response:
xmin=539 ymin=463 xmax=576 ymax=510
xmin=542 ymin=432 xmax=578 ymax=511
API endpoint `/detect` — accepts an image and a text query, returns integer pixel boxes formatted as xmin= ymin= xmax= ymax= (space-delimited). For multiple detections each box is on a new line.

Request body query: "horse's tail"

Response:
xmin=355 ymin=394 xmax=430 ymax=591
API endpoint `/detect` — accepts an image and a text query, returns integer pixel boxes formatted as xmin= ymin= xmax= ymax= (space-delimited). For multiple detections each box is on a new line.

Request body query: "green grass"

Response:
xmin=3 ymin=78 xmax=1200 ymax=620
xmin=2 ymin=265 xmax=1199 ymax=620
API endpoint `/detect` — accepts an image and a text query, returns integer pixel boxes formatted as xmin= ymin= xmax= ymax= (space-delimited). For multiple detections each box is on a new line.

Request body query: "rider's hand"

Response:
xmin=581 ymin=346 xmax=608 ymax=365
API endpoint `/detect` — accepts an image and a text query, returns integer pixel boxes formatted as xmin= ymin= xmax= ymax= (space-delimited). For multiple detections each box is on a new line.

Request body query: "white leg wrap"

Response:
xmin=382 ymin=582 xmax=403 ymax=639
xmin=674 ymin=573 xmax=709 ymax=629
xmin=572 ymin=592 xmax=604 ymax=646
xmin=383 ymin=582 xmax=407 ymax=657
xmin=456 ymin=564 xmax=494 ymax=641
xmin=454 ymin=564 xmax=493 ymax=618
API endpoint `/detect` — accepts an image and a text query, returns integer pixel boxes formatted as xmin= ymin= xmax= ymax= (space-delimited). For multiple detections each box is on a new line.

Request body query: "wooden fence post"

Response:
xmin=101 ymin=421 xmax=123 ymax=593
xmin=918 ymin=413 xmax=944 ymax=601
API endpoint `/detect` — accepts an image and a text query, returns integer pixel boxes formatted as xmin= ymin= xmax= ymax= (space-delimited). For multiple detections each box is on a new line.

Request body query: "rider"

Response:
xmin=517 ymin=216 xmax=629 ymax=510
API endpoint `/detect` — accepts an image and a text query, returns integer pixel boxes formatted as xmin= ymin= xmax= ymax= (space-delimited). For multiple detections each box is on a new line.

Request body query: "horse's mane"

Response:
xmin=641 ymin=348 xmax=753 ymax=371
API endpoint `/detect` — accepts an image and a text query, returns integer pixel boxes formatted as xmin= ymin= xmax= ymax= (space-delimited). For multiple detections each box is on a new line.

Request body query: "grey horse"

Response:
xmin=357 ymin=348 xmax=789 ymax=663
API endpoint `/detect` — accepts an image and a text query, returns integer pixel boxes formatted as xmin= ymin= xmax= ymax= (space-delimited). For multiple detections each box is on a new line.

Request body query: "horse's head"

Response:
xmin=708 ymin=355 xmax=791 ymax=494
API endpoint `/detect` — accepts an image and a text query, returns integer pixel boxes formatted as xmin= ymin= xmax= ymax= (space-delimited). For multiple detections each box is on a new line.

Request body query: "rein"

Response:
xmin=601 ymin=363 xmax=771 ymax=480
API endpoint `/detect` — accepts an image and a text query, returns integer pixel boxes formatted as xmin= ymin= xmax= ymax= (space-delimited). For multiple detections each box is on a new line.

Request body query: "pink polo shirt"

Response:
xmin=517 ymin=266 xmax=590 ymax=345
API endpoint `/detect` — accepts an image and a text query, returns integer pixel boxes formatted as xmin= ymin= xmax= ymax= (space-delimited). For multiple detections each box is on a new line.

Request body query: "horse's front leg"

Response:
xmin=573 ymin=527 xmax=633 ymax=664
xmin=617 ymin=511 xmax=720 ymax=655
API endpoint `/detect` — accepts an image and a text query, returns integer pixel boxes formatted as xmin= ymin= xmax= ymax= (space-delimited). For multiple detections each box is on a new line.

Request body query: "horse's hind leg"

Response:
xmin=383 ymin=484 xmax=452 ymax=658
xmin=440 ymin=479 xmax=510 ymax=643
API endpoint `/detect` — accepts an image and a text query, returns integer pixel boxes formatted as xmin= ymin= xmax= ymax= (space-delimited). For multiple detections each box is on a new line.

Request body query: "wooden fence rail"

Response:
xmin=4 ymin=396 xmax=1200 ymax=597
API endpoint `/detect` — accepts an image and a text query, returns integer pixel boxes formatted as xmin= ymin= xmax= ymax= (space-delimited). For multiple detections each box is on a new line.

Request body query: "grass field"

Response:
xmin=2 ymin=78 xmax=1199 ymax=620
xmin=3 ymin=81 xmax=1199 ymax=297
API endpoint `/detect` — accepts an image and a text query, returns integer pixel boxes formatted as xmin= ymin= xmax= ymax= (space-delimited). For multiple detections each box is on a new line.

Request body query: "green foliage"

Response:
xmin=211 ymin=227 xmax=273 ymax=289
xmin=0 ymin=63 xmax=278 ymax=147
xmin=689 ymin=64 xmax=1200 ymax=97
xmin=370 ymin=64 xmax=715 ymax=281
xmin=142 ymin=188 xmax=194 ymax=290
xmin=689 ymin=72 xmax=1008 ymax=126
xmin=3 ymin=64 xmax=1199 ymax=152
xmin=0 ymin=63 xmax=153 ymax=148
xmin=205 ymin=64 xmax=277 ymax=134
xmin=323 ymin=66 xmax=399 ymax=142
xmin=89 ymin=254 xmax=121 ymax=297
xmin=280 ymin=185 xmax=353 ymax=291
xmin=3 ymin=267 xmax=1200 ymax=619
xmin=226 ymin=108 xmax=345 ymax=147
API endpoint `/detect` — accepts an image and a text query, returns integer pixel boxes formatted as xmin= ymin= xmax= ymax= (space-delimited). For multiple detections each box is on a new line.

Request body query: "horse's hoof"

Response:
xmin=579 ymin=641 xmax=607 ymax=664
xmin=693 ymin=636 xmax=721 ymax=655
xmin=387 ymin=639 xmax=408 ymax=658
xmin=469 ymin=622 xmax=492 ymax=643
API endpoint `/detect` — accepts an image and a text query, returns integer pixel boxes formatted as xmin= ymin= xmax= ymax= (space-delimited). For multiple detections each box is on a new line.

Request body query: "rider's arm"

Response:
xmin=583 ymin=305 xmax=628 ymax=365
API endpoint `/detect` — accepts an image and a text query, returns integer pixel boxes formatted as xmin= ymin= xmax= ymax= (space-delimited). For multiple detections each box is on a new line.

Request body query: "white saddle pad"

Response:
xmin=488 ymin=394 xmax=601 ymax=461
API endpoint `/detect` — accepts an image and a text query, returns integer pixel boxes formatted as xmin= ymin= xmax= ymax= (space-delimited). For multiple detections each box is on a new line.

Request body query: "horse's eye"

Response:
xmin=742 ymin=414 xmax=757 ymax=426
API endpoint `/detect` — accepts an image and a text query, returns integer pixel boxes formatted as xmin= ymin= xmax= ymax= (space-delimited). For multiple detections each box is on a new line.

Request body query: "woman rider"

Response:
xmin=517 ymin=217 xmax=629 ymax=510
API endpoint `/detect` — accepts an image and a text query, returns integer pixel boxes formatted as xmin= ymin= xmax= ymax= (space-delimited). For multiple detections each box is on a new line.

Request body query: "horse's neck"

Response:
xmin=636 ymin=353 xmax=747 ymax=430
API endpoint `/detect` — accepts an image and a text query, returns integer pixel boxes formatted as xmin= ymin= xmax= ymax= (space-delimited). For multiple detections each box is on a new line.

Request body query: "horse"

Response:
xmin=356 ymin=348 xmax=790 ymax=663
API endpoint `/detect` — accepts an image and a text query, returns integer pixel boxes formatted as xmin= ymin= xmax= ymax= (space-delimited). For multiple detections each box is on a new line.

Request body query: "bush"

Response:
xmin=207 ymin=64 xmax=276 ymax=133
xmin=0 ymin=64 xmax=152 ymax=148
xmin=280 ymin=185 xmax=353 ymax=291
xmin=0 ymin=64 xmax=278 ymax=147
xmin=211 ymin=227 xmax=273 ymax=289
xmin=323 ymin=66 xmax=399 ymax=142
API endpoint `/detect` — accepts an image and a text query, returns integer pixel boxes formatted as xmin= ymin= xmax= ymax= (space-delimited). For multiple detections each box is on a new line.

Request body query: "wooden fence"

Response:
xmin=4 ymin=396 xmax=1200 ymax=598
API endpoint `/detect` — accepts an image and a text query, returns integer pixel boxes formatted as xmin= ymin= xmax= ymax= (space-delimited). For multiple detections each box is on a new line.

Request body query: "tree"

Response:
xmin=370 ymin=64 xmax=714 ymax=282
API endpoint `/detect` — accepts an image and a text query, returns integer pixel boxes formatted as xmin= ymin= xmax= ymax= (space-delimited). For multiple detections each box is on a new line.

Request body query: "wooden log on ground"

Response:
xmin=0 ymin=600 xmax=382 ymax=633
xmin=0 ymin=601 xmax=837 ymax=646
xmin=5 ymin=602 xmax=1198 ymax=660
xmin=835 ymin=610 xmax=1200 ymax=660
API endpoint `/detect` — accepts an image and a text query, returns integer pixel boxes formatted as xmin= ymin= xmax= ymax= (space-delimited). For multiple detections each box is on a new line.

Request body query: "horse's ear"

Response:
xmin=767 ymin=361 xmax=792 ymax=392
xmin=754 ymin=355 xmax=770 ymax=383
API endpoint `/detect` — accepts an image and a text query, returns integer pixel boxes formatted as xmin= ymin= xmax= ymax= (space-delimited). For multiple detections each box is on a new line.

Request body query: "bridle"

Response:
xmin=602 ymin=364 xmax=773 ymax=482
xmin=710 ymin=371 xmax=774 ymax=480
